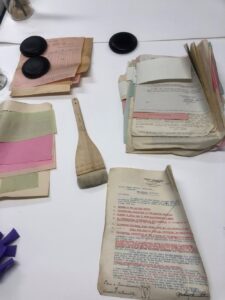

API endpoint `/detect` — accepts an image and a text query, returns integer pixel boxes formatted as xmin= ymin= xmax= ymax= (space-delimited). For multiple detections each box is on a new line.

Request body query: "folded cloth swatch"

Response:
xmin=0 ymin=100 xmax=52 ymax=112
xmin=0 ymin=110 xmax=56 ymax=142
xmin=0 ymin=173 xmax=38 ymax=194
xmin=0 ymin=137 xmax=55 ymax=177
xmin=0 ymin=229 xmax=20 ymax=278
xmin=0 ymin=171 xmax=50 ymax=199
xmin=0 ymin=134 xmax=53 ymax=164
xmin=0 ymin=156 xmax=55 ymax=175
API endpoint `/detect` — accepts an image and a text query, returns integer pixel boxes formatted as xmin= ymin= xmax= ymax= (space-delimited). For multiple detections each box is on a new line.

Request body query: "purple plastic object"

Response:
xmin=0 ymin=229 xmax=20 ymax=277
xmin=0 ymin=245 xmax=6 ymax=258
xmin=4 ymin=246 xmax=17 ymax=257
xmin=0 ymin=258 xmax=15 ymax=276
xmin=1 ymin=229 xmax=20 ymax=245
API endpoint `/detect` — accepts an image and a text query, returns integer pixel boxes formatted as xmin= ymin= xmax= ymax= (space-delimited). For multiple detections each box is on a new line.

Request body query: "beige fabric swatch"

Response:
xmin=0 ymin=100 xmax=53 ymax=112
xmin=0 ymin=110 xmax=57 ymax=142
xmin=0 ymin=171 xmax=50 ymax=199
xmin=0 ymin=172 xmax=38 ymax=194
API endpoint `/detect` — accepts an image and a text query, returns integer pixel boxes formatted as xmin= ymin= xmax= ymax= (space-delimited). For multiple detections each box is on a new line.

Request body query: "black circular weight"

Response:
xmin=20 ymin=36 xmax=48 ymax=57
xmin=22 ymin=56 xmax=50 ymax=79
xmin=109 ymin=32 xmax=138 ymax=54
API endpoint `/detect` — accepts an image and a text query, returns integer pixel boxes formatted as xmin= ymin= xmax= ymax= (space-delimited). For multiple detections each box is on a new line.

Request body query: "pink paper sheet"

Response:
xmin=0 ymin=135 xmax=53 ymax=165
xmin=122 ymin=100 xmax=126 ymax=112
xmin=122 ymin=100 xmax=188 ymax=120
xmin=72 ymin=74 xmax=81 ymax=85
xmin=133 ymin=112 xmax=189 ymax=120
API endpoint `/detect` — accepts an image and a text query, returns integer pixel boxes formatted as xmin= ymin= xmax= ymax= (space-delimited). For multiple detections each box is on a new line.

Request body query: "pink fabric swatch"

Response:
xmin=133 ymin=112 xmax=189 ymax=120
xmin=0 ymin=158 xmax=54 ymax=174
xmin=0 ymin=135 xmax=53 ymax=165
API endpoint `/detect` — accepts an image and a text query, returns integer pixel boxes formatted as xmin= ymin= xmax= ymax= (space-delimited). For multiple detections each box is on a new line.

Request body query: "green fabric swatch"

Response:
xmin=0 ymin=110 xmax=57 ymax=142
xmin=0 ymin=172 xmax=39 ymax=194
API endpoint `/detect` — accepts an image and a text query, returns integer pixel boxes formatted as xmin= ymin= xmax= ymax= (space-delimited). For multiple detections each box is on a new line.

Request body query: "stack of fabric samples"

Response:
xmin=0 ymin=100 xmax=57 ymax=199
xmin=10 ymin=37 xmax=93 ymax=97
xmin=118 ymin=40 xmax=225 ymax=156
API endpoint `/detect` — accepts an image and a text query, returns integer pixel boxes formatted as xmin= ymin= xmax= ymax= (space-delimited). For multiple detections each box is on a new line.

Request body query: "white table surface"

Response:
xmin=0 ymin=38 xmax=225 ymax=300
xmin=0 ymin=0 xmax=225 ymax=43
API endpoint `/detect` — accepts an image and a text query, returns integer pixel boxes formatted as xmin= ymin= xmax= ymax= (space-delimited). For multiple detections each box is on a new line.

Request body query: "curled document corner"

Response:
xmin=98 ymin=167 xmax=210 ymax=300
xmin=136 ymin=56 xmax=192 ymax=84
xmin=0 ymin=228 xmax=20 ymax=277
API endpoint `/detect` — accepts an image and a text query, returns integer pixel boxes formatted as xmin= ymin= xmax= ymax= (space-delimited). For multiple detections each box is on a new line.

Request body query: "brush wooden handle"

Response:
xmin=72 ymin=98 xmax=106 ymax=176
xmin=72 ymin=98 xmax=87 ymax=133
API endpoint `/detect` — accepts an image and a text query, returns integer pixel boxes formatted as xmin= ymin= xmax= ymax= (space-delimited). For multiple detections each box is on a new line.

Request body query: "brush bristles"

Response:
xmin=77 ymin=169 xmax=108 ymax=189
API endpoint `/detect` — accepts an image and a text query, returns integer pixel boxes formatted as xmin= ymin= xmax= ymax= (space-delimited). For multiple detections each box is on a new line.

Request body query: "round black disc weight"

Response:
xmin=109 ymin=32 xmax=138 ymax=54
xmin=22 ymin=56 xmax=50 ymax=79
xmin=20 ymin=36 xmax=48 ymax=57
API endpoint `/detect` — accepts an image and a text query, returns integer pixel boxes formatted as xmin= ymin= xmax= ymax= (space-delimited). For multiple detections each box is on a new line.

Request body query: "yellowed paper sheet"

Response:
xmin=11 ymin=81 xmax=71 ymax=97
xmin=127 ymin=98 xmax=221 ymax=154
xmin=132 ymin=113 xmax=214 ymax=137
xmin=98 ymin=167 xmax=210 ymax=300
xmin=189 ymin=41 xmax=225 ymax=132
xmin=10 ymin=38 xmax=93 ymax=97
xmin=77 ymin=38 xmax=93 ymax=74
xmin=136 ymin=56 xmax=192 ymax=84
xmin=134 ymin=76 xmax=209 ymax=114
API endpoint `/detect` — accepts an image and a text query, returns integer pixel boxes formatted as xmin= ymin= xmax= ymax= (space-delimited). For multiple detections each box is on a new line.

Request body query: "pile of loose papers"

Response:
xmin=0 ymin=100 xmax=57 ymax=198
xmin=10 ymin=37 xmax=93 ymax=97
xmin=118 ymin=40 xmax=225 ymax=156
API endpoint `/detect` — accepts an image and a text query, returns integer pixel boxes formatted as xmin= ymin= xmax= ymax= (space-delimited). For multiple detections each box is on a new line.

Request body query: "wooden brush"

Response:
xmin=72 ymin=98 xmax=108 ymax=188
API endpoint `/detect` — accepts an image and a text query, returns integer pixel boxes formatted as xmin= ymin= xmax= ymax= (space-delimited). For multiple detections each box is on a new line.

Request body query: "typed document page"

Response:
xmin=134 ymin=74 xmax=209 ymax=114
xmin=98 ymin=167 xmax=210 ymax=300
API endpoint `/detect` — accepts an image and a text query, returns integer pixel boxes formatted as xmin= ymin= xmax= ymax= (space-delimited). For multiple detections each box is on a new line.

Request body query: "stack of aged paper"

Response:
xmin=0 ymin=100 xmax=57 ymax=198
xmin=10 ymin=37 xmax=93 ymax=97
xmin=98 ymin=167 xmax=210 ymax=300
xmin=118 ymin=40 xmax=225 ymax=156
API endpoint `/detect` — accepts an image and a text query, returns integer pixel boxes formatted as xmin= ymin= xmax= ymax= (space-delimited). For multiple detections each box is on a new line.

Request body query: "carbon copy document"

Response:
xmin=133 ymin=72 xmax=209 ymax=114
xmin=98 ymin=167 xmax=210 ymax=300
